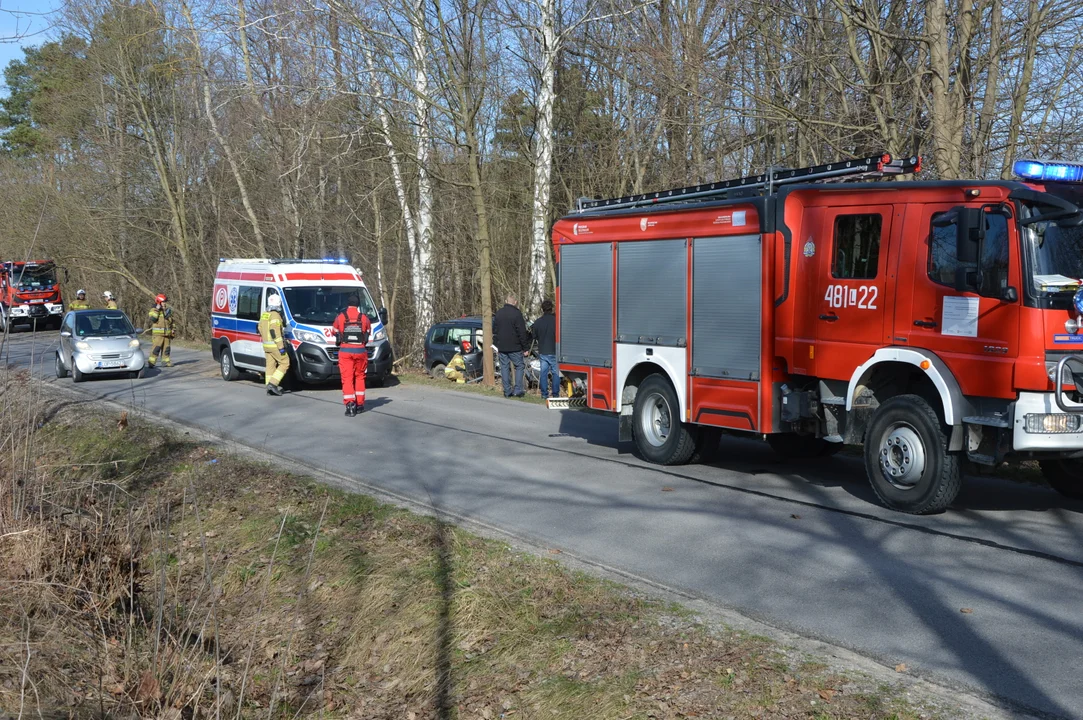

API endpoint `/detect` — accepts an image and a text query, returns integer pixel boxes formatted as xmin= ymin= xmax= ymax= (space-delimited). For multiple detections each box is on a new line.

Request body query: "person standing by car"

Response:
xmin=102 ymin=291 xmax=118 ymax=310
xmin=532 ymin=299 xmax=558 ymax=399
xmin=69 ymin=289 xmax=90 ymax=310
xmin=333 ymin=293 xmax=371 ymax=416
xmin=494 ymin=292 xmax=529 ymax=397
xmin=259 ymin=293 xmax=289 ymax=396
xmin=147 ymin=293 xmax=175 ymax=368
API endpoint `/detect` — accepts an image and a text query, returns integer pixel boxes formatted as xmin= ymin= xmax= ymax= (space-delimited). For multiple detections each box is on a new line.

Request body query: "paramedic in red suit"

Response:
xmin=333 ymin=294 xmax=372 ymax=417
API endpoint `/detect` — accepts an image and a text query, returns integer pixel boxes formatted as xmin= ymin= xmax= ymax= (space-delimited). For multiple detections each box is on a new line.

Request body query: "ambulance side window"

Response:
xmin=928 ymin=211 xmax=1010 ymax=298
xmin=832 ymin=214 xmax=882 ymax=279
xmin=237 ymin=285 xmax=262 ymax=320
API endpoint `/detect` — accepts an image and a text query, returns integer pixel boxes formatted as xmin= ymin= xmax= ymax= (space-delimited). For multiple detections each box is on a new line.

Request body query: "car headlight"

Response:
xmin=129 ymin=339 xmax=140 ymax=348
xmin=294 ymin=329 xmax=325 ymax=344
xmin=372 ymin=328 xmax=387 ymax=343
xmin=75 ymin=341 xmax=90 ymax=350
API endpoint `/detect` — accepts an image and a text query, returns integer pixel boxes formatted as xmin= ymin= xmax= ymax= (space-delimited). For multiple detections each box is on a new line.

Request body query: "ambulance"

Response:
xmin=210 ymin=258 xmax=392 ymax=386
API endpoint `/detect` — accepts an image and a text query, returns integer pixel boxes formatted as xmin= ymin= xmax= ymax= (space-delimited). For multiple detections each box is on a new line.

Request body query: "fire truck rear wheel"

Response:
xmin=633 ymin=375 xmax=697 ymax=465
xmin=1038 ymin=460 xmax=1083 ymax=500
xmin=864 ymin=394 xmax=961 ymax=514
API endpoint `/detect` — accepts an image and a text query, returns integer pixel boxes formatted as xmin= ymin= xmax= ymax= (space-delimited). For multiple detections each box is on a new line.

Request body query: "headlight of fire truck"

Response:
xmin=371 ymin=328 xmax=387 ymax=343
xmin=293 ymin=329 xmax=325 ymax=345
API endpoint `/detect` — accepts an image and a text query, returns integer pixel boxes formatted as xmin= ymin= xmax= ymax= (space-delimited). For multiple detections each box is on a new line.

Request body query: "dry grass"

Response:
xmin=0 ymin=369 xmax=950 ymax=719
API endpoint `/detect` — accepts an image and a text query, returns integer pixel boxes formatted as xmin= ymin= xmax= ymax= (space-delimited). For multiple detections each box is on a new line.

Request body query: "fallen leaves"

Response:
xmin=961 ymin=607 xmax=973 ymax=614
xmin=895 ymin=663 xmax=908 ymax=673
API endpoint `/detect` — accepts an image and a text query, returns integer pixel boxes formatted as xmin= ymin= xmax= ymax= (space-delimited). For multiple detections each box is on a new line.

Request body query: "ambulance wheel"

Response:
xmin=767 ymin=434 xmax=841 ymax=459
xmin=632 ymin=375 xmax=696 ymax=466
xmin=864 ymin=395 xmax=961 ymax=514
xmin=55 ymin=352 xmax=68 ymax=379
xmin=220 ymin=345 xmax=240 ymax=381
xmin=1038 ymin=460 xmax=1083 ymax=500
xmin=430 ymin=363 xmax=446 ymax=380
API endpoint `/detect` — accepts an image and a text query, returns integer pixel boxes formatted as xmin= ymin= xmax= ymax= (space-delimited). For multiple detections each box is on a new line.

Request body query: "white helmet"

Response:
xmin=102 ymin=290 xmax=114 ymax=300
xmin=267 ymin=294 xmax=282 ymax=309
xmin=76 ymin=289 xmax=86 ymax=296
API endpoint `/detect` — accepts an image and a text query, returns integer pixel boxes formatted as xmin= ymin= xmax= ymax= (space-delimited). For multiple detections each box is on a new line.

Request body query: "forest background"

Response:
xmin=0 ymin=0 xmax=1080 ymax=367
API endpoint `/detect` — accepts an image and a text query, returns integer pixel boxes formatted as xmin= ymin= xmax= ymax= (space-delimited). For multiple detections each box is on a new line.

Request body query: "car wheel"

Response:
xmin=55 ymin=352 xmax=68 ymax=379
xmin=632 ymin=375 xmax=697 ymax=465
xmin=73 ymin=363 xmax=86 ymax=383
xmin=864 ymin=394 xmax=961 ymax=514
xmin=430 ymin=363 xmax=446 ymax=380
xmin=1038 ymin=460 xmax=1083 ymax=500
xmin=0 ymin=307 xmax=8 ymax=333
xmin=767 ymin=434 xmax=842 ymax=459
xmin=220 ymin=345 xmax=240 ymax=381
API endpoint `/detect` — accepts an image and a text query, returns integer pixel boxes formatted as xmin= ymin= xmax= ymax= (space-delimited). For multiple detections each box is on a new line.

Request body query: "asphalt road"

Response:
xmin=5 ymin=330 xmax=1083 ymax=718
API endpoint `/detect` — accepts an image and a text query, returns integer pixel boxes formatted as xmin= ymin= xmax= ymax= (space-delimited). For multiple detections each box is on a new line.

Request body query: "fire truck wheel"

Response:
xmin=766 ymin=434 xmax=841 ymax=459
xmin=864 ymin=394 xmax=961 ymax=514
xmin=1038 ymin=460 xmax=1083 ymax=500
xmin=633 ymin=375 xmax=697 ymax=465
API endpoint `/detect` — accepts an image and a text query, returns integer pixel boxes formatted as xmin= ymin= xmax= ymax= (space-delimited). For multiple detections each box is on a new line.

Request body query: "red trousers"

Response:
xmin=339 ymin=348 xmax=368 ymax=406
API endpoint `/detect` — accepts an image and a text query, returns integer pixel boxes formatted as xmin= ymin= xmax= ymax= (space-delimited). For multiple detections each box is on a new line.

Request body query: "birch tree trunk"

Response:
xmin=527 ymin=0 xmax=558 ymax=315
xmin=412 ymin=0 xmax=436 ymax=335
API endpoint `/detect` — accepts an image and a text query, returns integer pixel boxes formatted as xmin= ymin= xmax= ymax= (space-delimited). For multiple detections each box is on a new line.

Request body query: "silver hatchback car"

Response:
xmin=55 ymin=309 xmax=147 ymax=382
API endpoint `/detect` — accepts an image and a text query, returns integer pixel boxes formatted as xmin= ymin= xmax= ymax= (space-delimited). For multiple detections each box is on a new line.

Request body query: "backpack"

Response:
xmin=338 ymin=307 xmax=369 ymax=345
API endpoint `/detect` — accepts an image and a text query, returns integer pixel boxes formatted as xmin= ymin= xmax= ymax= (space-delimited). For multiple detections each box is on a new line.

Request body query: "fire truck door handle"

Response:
xmin=818 ymin=313 xmax=839 ymax=322
xmin=913 ymin=319 xmax=937 ymax=329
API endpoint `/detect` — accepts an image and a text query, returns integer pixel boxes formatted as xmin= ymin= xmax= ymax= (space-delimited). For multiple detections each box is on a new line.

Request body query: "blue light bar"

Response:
xmin=1013 ymin=159 xmax=1083 ymax=183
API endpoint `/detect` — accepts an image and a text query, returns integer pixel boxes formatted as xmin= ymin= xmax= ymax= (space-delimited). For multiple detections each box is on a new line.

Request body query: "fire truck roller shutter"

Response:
xmin=558 ymin=243 xmax=613 ymax=367
xmin=692 ymin=235 xmax=762 ymax=380
xmin=846 ymin=347 xmax=971 ymax=430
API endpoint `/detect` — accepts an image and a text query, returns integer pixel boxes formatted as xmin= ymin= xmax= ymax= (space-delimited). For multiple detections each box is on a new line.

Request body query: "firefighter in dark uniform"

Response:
xmin=259 ymin=293 xmax=289 ymax=396
xmin=69 ymin=290 xmax=90 ymax=310
xmin=332 ymin=294 xmax=372 ymax=416
xmin=147 ymin=293 xmax=175 ymax=368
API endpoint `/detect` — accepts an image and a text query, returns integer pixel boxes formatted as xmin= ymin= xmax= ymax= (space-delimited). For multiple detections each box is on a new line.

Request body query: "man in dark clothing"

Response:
xmin=531 ymin=299 xmax=558 ymax=399
xmin=494 ymin=293 xmax=529 ymax=397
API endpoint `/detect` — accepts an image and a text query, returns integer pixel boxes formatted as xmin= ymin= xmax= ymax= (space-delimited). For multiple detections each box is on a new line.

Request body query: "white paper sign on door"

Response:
xmin=942 ymin=296 xmax=979 ymax=337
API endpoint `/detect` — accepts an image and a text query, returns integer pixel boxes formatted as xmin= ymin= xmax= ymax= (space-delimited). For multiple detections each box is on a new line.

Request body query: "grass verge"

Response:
xmin=398 ymin=369 xmax=549 ymax=405
xmin=1 ymin=370 xmax=960 ymax=719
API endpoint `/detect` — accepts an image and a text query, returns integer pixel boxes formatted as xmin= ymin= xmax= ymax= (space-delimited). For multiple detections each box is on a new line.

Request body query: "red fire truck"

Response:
xmin=0 ymin=260 xmax=66 ymax=332
xmin=551 ymin=152 xmax=1083 ymax=514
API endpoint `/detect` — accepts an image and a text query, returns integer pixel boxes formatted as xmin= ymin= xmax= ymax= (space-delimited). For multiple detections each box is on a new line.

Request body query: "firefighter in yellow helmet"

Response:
xmin=259 ymin=293 xmax=290 ymax=396
xmin=444 ymin=339 xmax=471 ymax=383
xmin=69 ymin=289 xmax=91 ymax=310
xmin=102 ymin=291 xmax=118 ymax=310
xmin=147 ymin=293 xmax=175 ymax=368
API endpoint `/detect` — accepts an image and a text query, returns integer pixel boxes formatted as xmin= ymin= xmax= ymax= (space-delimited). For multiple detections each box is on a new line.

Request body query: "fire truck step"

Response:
xmin=547 ymin=397 xmax=586 ymax=410
xmin=963 ymin=415 xmax=1012 ymax=428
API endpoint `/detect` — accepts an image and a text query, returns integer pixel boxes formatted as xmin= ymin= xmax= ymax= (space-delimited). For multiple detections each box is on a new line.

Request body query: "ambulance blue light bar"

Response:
xmin=1013 ymin=159 xmax=1083 ymax=183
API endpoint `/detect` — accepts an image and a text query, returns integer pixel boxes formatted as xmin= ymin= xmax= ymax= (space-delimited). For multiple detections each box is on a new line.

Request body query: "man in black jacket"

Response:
xmin=494 ymin=293 xmax=529 ymax=397
xmin=531 ymin=299 xmax=557 ymax=399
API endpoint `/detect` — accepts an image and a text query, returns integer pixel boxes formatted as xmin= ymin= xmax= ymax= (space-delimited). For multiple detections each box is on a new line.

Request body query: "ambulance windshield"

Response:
xmin=1023 ymin=211 xmax=1083 ymax=293
xmin=282 ymin=285 xmax=377 ymax=325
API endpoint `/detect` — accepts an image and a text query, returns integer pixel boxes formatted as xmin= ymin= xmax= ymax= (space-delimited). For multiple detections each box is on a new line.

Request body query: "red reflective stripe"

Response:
xmin=216 ymin=271 xmax=269 ymax=281
xmin=284 ymin=272 xmax=358 ymax=281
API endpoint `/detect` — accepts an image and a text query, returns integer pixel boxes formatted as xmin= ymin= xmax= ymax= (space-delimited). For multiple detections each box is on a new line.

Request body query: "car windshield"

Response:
xmin=75 ymin=312 xmax=135 ymax=337
xmin=13 ymin=266 xmax=57 ymax=289
xmin=1022 ymin=205 xmax=1083 ymax=293
xmin=282 ymin=285 xmax=377 ymax=325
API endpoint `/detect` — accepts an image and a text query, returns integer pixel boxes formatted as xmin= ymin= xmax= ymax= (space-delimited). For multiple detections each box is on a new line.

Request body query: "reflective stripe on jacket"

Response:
xmin=258 ymin=310 xmax=286 ymax=352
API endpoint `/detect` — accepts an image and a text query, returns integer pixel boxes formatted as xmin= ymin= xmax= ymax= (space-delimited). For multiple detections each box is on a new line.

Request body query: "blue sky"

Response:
xmin=0 ymin=0 xmax=60 ymax=88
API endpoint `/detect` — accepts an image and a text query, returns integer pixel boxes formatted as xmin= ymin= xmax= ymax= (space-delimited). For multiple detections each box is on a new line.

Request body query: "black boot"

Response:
xmin=345 ymin=402 xmax=356 ymax=417
xmin=268 ymin=384 xmax=283 ymax=396
xmin=355 ymin=404 xmax=364 ymax=414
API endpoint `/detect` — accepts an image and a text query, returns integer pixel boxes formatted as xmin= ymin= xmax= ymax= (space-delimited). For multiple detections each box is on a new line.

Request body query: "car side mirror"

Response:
xmin=378 ymin=307 xmax=389 ymax=326
xmin=60 ymin=331 xmax=71 ymax=338
xmin=134 ymin=328 xmax=143 ymax=334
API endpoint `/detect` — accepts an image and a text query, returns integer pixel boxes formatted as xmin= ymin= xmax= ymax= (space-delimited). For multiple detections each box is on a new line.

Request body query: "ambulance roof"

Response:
xmin=215 ymin=258 xmax=367 ymax=286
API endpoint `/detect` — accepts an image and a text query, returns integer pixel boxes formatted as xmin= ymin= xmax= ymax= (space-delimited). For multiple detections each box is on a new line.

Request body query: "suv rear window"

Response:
xmin=429 ymin=327 xmax=447 ymax=344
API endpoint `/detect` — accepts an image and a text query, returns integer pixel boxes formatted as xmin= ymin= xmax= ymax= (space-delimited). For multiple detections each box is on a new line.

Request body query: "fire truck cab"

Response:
xmin=0 ymin=260 xmax=66 ymax=332
xmin=552 ymin=153 xmax=1083 ymax=514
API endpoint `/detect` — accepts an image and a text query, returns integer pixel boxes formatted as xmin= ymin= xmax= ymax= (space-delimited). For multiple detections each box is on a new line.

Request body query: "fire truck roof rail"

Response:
xmin=575 ymin=152 xmax=921 ymax=213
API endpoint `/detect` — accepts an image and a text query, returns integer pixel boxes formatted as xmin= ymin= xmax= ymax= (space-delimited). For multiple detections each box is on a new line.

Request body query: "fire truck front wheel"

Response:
xmin=632 ymin=375 xmax=697 ymax=466
xmin=864 ymin=394 xmax=961 ymax=515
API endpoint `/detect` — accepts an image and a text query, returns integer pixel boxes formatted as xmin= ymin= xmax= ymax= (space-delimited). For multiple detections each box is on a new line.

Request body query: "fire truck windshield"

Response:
xmin=1023 ymin=209 xmax=1083 ymax=293
xmin=12 ymin=265 xmax=57 ymax=289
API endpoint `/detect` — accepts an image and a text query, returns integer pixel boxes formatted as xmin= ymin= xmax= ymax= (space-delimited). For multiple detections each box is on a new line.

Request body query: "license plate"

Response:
xmin=96 ymin=361 xmax=126 ymax=369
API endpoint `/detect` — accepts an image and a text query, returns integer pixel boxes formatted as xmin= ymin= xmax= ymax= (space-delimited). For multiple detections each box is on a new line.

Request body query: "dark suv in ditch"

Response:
xmin=423 ymin=316 xmax=487 ymax=378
